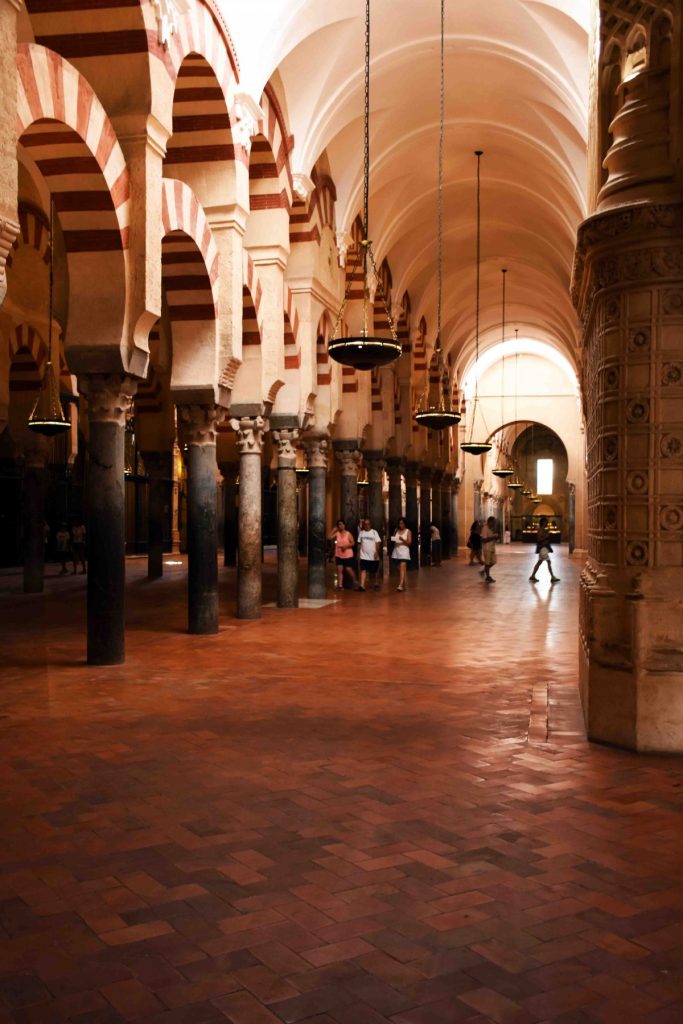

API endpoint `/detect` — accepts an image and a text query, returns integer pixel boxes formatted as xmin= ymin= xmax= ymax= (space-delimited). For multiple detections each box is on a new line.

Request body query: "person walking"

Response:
xmin=480 ymin=516 xmax=499 ymax=583
xmin=430 ymin=522 xmax=441 ymax=566
xmin=357 ymin=517 xmax=381 ymax=591
xmin=391 ymin=517 xmax=412 ymax=592
xmin=328 ymin=519 xmax=359 ymax=590
xmin=55 ymin=523 xmax=71 ymax=576
xmin=72 ymin=520 xmax=87 ymax=575
xmin=467 ymin=520 xmax=484 ymax=565
xmin=529 ymin=516 xmax=560 ymax=583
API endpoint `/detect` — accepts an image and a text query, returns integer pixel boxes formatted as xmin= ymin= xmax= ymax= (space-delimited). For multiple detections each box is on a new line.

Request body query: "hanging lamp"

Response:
xmin=460 ymin=151 xmax=492 ymax=456
xmin=328 ymin=0 xmax=401 ymax=371
xmin=28 ymin=198 xmax=69 ymax=436
xmin=507 ymin=331 xmax=523 ymax=489
xmin=492 ymin=268 xmax=513 ymax=477
xmin=415 ymin=0 xmax=460 ymax=431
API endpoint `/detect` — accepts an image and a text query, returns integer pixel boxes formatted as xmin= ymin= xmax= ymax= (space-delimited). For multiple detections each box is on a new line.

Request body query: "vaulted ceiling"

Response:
xmin=228 ymin=0 xmax=590 ymax=372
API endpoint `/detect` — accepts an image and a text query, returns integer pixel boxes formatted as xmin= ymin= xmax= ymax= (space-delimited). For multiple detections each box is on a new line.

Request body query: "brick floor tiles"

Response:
xmin=0 ymin=547 xmax=682 ymax=1023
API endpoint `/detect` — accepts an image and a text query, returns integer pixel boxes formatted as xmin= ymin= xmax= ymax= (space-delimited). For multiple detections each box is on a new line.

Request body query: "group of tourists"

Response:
xmin=52 ymin=520 xmax=87 ymax=576
xmin=466 ymin=516 xmax=560 ymax=585
xmin=328 ymin=517 xmax=413 ymax=593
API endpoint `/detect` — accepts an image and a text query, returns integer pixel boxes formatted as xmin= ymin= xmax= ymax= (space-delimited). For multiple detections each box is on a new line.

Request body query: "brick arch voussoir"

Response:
xmin=161 ymin=177 xmax=218 ymax=286
xmin=169 ymin=3 xmax=239 ymax=133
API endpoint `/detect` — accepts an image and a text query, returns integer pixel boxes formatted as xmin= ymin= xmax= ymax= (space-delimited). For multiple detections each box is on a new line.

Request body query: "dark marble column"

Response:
xmin=22 ymin=442 xmax=48 ymax=594
xmin=273 ymin=428 xmax=299 ymax=608
xmin=451 ymin=478 xmax=460 ymax=555
xmin=441 ymin=475 xmax=452 ymax=560
xmin=334 ymin=444 xmax=360 ymax=539
xmin=296 ymin=470 xmax=308 ymax=555
xmin=386 ymin=457 xmax=403 ymax=573
xmin=141 ymin=451 xmax=170 ymax=580
xmin=231 ymin=415 xmax=265 ymax=619
xmin=82 ymin=373 xmax=137 ymax=665
xmin=405 ymin=461 xmax=419 ymax=570
xmin=419 ymin=466 xmax=432 ymax=566
xmin=364 ymin=451 xmax=385 ymax=535
xmin=219 ymin=462 xmax=238 ymax=567
xmin=178 ymin=405 xmax=221 ymax=635
xmin=304 ymin=436 xmax=328 ymax=599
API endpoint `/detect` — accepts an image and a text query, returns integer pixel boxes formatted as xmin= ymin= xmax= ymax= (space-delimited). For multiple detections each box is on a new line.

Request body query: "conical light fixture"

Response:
xmin=29 ymin=198 xmax=69 ymax=436
xmin=328 ymin=0 xmax=401 ymax=371
xmin=492 ymin=268 xmax=513 ymax=477
xmin=460 ymin=151 xmax=492 ymax=456
xmin=415 ymin=0 xmax=460 ymax=431
xmin=507 ymin=330 xmax=523 ymax=488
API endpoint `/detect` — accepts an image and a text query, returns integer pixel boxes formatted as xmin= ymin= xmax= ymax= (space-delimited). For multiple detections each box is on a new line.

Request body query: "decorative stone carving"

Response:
xmin=660 ymin=505 xmax=683 ymax=532
xmin=629 ymin=327 xmax=650 ymax=350
xmin=0 ymin=216 xmax=20 ymax=306
xmin=335 ymin=231 xmax=353 ymax=268
xmin=660 ymin=433 xmax=682 ymax=458
xmin=605 ymin=507 xmax=618 ymax=530
xmin=605 ymin=366 xmax=620 ymax=389
xmin=152 ymin=0 xmax=188 ymax=47
xmin=303 ymin=436 xmax=328 ymax=471
xmin=626 ymin=398 xmax=649 ymax=423
xmin=627 ymin=470 xmax=648 ymax=494
xmin=273 ymin=428 xmax=299 ymax=465
xmin=178 ymin=404 xmax=222 ymax=447
xmin=662 ymin=289 xmax=683 ymax=315
xmin=82 ymin=374 xmax=137 ymax=427
xmin=230 ymin=415 xmax=265 ymax=454
xmin=626 ymin=541 xmax=649 ymax=565
xmin=662 ymin=363 xmax=682 ymax=385
xmin=233 ymin=92 xmax=263 ymax=154
xmin=292 ymin=173 xmax=315 ymax=201
xmin=335 ymin=448 xmax=361 ymax=478
xmin=365 ymin=455 xmax=385 ymax=485
xmin=604 ymin=435 xmax=618 ymax=461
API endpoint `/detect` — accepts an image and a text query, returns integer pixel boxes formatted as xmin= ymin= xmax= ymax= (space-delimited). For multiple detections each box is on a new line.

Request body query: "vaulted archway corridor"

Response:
xmin=2 ymin=554 xmax=683 ymax=1022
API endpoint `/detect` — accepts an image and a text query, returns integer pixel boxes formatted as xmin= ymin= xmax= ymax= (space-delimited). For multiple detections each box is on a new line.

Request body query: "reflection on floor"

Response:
xmin=1 ymin=547 xmax=683 ymax=1024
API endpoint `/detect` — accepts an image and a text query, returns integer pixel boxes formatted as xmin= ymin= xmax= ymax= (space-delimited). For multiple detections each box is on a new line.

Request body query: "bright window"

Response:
xmin=537 ymin=458 xmax=553 ymax=494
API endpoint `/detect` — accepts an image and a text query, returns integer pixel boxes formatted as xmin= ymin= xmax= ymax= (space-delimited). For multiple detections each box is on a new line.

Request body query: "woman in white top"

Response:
xmin=391 ymin=517 xmax=412 ymax=592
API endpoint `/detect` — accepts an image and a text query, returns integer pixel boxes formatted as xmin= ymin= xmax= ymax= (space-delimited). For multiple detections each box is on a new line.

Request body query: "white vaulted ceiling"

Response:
xmin=227 ymin=0 xmax=590 ymax=367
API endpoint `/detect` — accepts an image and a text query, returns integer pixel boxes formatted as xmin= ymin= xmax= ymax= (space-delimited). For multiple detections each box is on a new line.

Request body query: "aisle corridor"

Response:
xmin=1 ymin=551 xmax=683 ymax=1024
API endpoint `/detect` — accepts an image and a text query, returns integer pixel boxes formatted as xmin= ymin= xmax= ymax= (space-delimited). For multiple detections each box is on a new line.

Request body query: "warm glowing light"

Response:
xmin=537 ymin=458 xmax=553 ymax=495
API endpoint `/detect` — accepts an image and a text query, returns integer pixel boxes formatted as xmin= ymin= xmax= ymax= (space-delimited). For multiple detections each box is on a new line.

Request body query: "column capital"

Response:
xmin=230 ymin=415 xmax=266 ymax=454
xmin=273 ymin=427 xmax=300 ymax=466
xmin=419 ymin=465 xmax=433 ymax=485
xmin=385 ymin=456 xmax=404 ymax=484
xmin=178 ymin=403 xmax=223 ymax=447
xmin=335 ymin=447 xmax=362 ymax=478
xmin=303 ymin=435 xmax=329 ymax=470
xmin=364 ymin=453 xmax=386 ymax=485
xmin=404 ymin=460 xmax=420 ymax=486
xmin=81 ymin=374 xmax=137 ymax=427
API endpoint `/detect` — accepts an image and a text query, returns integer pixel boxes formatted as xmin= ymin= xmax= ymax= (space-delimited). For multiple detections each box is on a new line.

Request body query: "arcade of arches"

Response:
xmin=2 ymin=2 xmax=683 ymax=1018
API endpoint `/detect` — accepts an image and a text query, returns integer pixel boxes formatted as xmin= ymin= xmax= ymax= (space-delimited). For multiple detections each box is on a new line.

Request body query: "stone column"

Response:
xmin=405 ymin=461 xmax=419 ymax=570
xmin=441 ymin=475 xmax=453 ymax=561
xmin=365 ymin=451 xmax=385 ymax=535
xmin=82 ymin=373 xmax=137 ymax=666
xmin=297 ymin=470 xmax=308 ymax=555
xmin=567 ymin=481 xmax=576 ymax=555
xmin=22 ymin=441 xmax=48 ymax=594
xmin=451 ymin=478 xmax=460 ymax=555
xmin=219 ymin=462 xmax=238 ymax=567
xmin=231 ymin=416 xmax=265 ymax=619
xmin=572 ymin=199 xmax=683 ymax=751
xmin=141 ymin=451 xmax=169 ymax=580
xmin=473 ymin=478 xmax=483 ymax=523
xmin=334 ymin=444 xmax=361 ymax=539
xmin=178 ymin=405 xmax=221 ymax=634
xmin=419 ymin=466 xmax=432 ymax=565
xmin=386 ymin=457 xmax=404 ymax=531
xmin=304 ymin=436 xmax=328 ymax=599
xmin=273 ymin=428 xmax=299 ymax=608
xmin=431 ymin=470 xmax=443 ymax=535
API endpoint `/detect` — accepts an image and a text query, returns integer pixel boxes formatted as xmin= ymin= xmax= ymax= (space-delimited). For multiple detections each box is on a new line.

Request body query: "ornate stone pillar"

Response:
xmin=572 ymin=200 xmax=683 ymax=751
xmin=405 ymin=461 xmax=419 ymax=570
xmin=419 ymin=466 xmax=432 ymax=565
xmin=141 ymin=451 xmax=170 ymax=580
xmin=334 ymin=444 xmax=361 ymax=540
xmin=304 ymin=436 xmax=328 ymax=599
xmin=82 ymin=374 xmax=137 ymax=665
xmin=273 ymin=428 xmax=299 ymax=608
xmin=219 ymin=462 xmax=238 ymax=567
xmin=178 ymin=405 xmax=221 ymax=634
xmin=231 ymin=416 xmax=265 ymax=619
xmin=22 ymin=441 xmax=48 ymax=594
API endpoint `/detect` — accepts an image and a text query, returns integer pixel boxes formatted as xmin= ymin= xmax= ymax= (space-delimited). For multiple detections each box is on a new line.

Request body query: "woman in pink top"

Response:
xmin=328 ymin=519 xmax=359 ymax=591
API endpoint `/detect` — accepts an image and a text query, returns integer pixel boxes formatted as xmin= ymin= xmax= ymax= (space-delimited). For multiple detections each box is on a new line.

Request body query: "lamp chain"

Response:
xmin=436 ymin=0 xmax=444 ymax=348
xmin=501 ymin=268 xmax=506 ymax=440
xmin=48 ymin=196 xmax=54 ymax=368
xmin=363 ymin=0 xmax=370 ymax=240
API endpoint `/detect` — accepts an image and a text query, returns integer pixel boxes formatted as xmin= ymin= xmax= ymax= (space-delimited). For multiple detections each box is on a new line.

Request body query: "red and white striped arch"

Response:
xmin=6 ymin=202 xmax=50 ymax=271
xmin=242 ymin=254 xmax=264 ymax=346
xmin=161 ymin=177 xmax=218 ymax=294
xmin=17 ymin=44 xmax=130 ymax=254
xmin=289 ymin=168 xmax=337 ymax=247
xmin=10 ymin=323 xmax=69 ymax=380
xmin=249 ymin=84 xmax=293 ymax=213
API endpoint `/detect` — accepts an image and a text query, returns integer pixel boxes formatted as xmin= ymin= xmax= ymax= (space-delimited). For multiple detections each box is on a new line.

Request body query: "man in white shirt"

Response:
xmin=357 ymin=517 xmax=382 ymax=591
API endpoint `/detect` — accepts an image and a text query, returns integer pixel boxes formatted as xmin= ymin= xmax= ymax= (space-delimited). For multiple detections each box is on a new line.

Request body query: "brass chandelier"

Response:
xmin=28 ymin=198 xmax=69 ymax=436
xmin=328 ymin=0 xmax=401 ymax=371
xmin=414 ymin=0 xmax=460 ymax=431
xmin=460 ymin=151 xmax=492 ymax=456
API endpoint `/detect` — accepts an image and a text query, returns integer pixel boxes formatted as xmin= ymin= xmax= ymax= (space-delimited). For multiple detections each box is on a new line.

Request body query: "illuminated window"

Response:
xmin=537 ymin=458 xmax=553 ymax=494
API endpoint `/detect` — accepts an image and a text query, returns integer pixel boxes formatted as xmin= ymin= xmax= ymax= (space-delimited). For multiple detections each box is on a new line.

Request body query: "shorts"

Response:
xmin=360 ymin=559 xmax=379 ymax=573
xmin=336 ymin=556 xmax=354 ymax=567
xmin=538 ymin=546 xmax=550 ymax=561
xmin=392 ymin=556 xmax=410 ymax=563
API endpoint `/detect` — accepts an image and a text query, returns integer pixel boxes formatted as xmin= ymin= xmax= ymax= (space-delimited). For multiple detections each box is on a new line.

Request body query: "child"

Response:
xmin=467 ymin=521 xmax=483 ymax=565
xmin=480 ymin=516 xmax=499 ymax=583
xmin=529 ymin=516 xmax=560 ymax=583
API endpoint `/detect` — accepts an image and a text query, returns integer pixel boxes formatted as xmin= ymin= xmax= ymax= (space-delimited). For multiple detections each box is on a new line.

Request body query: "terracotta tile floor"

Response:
xmin=1 ymin=547 xmax=683 ymax=1024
